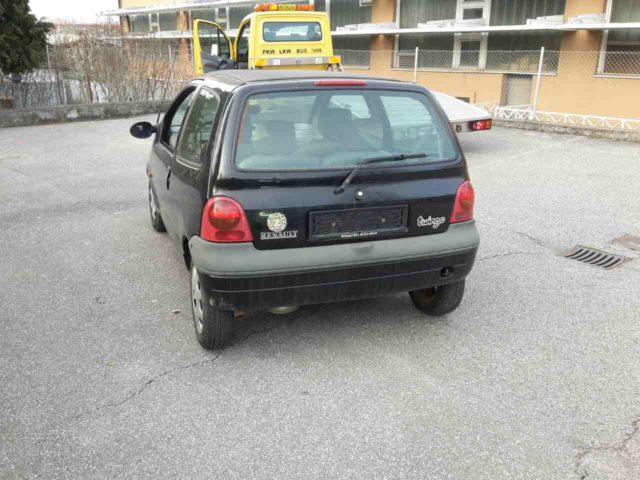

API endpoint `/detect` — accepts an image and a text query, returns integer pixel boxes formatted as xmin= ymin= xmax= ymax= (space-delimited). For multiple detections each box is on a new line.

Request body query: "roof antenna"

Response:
xmin=156 ymin=46 xmax=179 ymax=126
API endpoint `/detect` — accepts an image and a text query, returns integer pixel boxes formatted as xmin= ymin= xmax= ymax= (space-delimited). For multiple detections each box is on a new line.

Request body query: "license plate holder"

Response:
xmin=309 ymin=205 xmax=408 ymax=242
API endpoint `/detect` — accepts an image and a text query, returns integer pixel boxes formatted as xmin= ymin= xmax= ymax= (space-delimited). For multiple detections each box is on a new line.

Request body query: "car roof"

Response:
xmin=198 ymin=70 xmax=403 ymax=88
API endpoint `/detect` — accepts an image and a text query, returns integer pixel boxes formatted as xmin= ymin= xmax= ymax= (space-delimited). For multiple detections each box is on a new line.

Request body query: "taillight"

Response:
xmin=470 ymin=119 xmax=492 ymax=131
xmin=201 ymin=197 xmax=253 ymax=243
xmin=451 ymin=181 xmax=475 ymax=223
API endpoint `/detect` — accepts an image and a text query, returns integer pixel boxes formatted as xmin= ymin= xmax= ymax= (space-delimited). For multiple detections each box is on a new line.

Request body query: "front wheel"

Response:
xmin=190 ymin=264 xmax=233 ymax=350
xmin=409 ymin=280 xmax=466 ymax=316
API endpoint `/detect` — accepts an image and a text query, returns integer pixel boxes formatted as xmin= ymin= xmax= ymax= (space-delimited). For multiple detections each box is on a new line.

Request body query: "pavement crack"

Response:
xmin=574 ymin=417 xmax=640 ymax=479
xmin=477 ymin=220 xmax=555 ymax=250
xmin=229 ymin=307 xmax=324 ymax=348
xmin=478 ymin=251 xmax=545 ymax=261
xmin=100 ymin=353 xmax=223 ymax=410
xmin=60 ymin=307 xmax=325 ymax=426
xmin=57 ymin=353 xmax=224 ymax=426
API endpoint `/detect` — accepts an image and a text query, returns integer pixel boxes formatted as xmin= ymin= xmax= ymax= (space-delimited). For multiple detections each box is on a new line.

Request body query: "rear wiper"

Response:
xmin=334 ymin=153 xmax=427 ymax=194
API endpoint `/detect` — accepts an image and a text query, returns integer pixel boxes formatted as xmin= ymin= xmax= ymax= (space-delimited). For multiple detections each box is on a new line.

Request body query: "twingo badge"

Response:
xmin=261 ymin=212 xmax=298 ymax=240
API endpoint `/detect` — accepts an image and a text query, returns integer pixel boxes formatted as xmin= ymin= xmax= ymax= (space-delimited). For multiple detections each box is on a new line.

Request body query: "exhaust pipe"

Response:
xmin=267 ymin=306 xmax=299 ymax=315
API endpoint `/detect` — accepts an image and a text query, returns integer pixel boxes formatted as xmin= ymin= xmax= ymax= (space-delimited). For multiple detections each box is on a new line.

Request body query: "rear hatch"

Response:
xmin=215 ymin=81 xmax=468 ymax=250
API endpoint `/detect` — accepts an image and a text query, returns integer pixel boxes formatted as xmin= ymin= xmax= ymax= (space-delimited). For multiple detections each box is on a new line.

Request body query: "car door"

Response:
xmin=150 ymin=86 xmax=197 ymax=235
xmin=235 ymin=19 xmax=251 ymax=69
xmin=169 ymin=86 xmax=223 ymax=243
xmin=193 ymin=19 xmax=234 ymax=74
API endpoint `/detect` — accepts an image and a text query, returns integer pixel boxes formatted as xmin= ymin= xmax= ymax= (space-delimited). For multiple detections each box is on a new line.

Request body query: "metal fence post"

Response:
xmin=168 ymin=44 xmax=174 ymax=87
xmin=413 ymin=47 xmax=419 ymax=84
xmin=531 ymin=46 xmax=545 ymax=120
xmin=45 ymin=44 xmax=57 ymax=106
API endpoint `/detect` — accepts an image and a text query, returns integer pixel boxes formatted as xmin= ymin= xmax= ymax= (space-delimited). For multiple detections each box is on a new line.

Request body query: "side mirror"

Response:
xmin=130 ymin=121 xmax=157 ymax=139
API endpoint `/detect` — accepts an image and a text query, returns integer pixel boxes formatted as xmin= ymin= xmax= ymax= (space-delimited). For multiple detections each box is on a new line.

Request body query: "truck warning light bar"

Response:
xmin=255 ymin=4 xmax=315 ymax=12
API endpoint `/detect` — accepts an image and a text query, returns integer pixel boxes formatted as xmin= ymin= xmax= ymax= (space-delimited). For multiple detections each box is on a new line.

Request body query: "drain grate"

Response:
xmin=562 ymin=245 xmax=628 ymax=270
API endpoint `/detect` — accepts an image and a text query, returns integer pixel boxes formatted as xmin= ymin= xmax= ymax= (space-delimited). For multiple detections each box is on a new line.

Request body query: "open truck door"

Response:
xmin=193 ymin=19 xmax=234 ymax=74
xmin=193 ymin=5 xmax=341 ymax=74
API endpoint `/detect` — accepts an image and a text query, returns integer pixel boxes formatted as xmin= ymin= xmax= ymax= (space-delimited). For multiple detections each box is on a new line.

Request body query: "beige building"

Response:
xmin=108 ymin=0 xmax=640 ymax=120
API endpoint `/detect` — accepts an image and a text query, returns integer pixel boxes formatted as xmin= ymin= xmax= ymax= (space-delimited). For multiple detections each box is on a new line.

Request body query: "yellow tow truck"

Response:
xmin=191 ymin=3 xmax=492 ymax=133
xmin=192 ymin=3 xmax=341 ymax=74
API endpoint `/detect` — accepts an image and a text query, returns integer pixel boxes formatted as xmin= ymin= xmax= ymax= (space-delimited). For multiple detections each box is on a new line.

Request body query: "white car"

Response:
xmin=432 ymin=91 xmax=493 ymax=133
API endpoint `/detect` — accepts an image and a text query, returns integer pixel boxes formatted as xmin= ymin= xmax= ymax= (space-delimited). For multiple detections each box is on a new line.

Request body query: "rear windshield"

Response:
xmin=234 ymin=89 xmax=457 ymax=171
xmin=262 ymin=22 xmax=322 ymax=42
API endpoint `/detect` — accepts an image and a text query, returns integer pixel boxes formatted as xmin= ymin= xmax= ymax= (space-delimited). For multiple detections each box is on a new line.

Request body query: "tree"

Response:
xmin=0 ymin=0 xmax=53 ymax=76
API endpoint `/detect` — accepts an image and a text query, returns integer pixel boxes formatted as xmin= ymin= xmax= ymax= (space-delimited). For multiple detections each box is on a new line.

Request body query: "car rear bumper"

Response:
xmin=189 ymin=221 xmax=479 ymax=311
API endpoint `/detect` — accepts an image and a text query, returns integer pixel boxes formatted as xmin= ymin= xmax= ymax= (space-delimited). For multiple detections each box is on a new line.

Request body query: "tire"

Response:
xmin=190 ymin=263 xmax=233 ymax=350
xmin=148 ymin=182 xmax=166 ymax=232
xmin=409 ymin=280 xmax=466 ymax=316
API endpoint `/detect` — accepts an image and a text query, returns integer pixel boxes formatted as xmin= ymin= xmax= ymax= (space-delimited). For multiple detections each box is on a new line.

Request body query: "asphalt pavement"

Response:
xmin=1 ymin=118 xmax=639 ymax=479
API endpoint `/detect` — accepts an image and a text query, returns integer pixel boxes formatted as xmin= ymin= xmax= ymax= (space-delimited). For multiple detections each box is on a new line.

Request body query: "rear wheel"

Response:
xmin=148 ymin=182 xmax=166 ymax=232
xmin=409 ymin=280 xmax=465 ymax=316
xmin=190 ymin=264 xmax=233 ymax=350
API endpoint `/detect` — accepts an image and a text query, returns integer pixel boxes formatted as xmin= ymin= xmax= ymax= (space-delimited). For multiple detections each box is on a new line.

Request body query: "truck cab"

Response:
xmin=193 ymin=4 xmax=341 ymax=74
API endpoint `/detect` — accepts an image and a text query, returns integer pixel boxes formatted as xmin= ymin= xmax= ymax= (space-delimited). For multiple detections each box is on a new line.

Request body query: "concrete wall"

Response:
xmin=0 ymin=101 xmax=164 ymax=128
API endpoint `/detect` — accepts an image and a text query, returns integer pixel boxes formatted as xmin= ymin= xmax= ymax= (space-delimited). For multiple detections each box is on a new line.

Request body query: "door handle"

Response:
xmin=166 ymin=167 xmax=171 ymax=189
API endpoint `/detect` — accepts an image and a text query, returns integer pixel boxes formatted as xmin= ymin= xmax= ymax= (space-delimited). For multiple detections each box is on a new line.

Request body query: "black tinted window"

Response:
xmin=176 ymin=89 xmax=220 ymax=166
xmin=235 ymin=90 xmax=456 ymax=171
xmin=164 ymin=90 xmax=195 ymax=149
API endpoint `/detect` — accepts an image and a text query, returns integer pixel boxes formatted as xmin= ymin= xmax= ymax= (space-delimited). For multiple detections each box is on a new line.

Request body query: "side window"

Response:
xmin=237 ymin=22 xmax=250 ymax=64
xmin=175 ymin=89 xmax=220 ymax=167
xmin=163 ymin=90 xmax=195 ymax=149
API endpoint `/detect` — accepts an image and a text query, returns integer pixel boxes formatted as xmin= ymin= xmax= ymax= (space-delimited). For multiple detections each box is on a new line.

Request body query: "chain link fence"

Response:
xmin=2 ymin=41 xmax=639 ymax=131
xmin=0 ymin=40 xmax=192 ymax=110
xmin=336 ymin=48 xmax=640 ymax=77
xmin=334 ymin=48 xmax=640 ymax=131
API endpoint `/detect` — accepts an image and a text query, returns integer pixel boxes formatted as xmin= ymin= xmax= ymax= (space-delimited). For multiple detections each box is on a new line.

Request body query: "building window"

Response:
xmin=399 ymin=0 xmax=456 ymax=28
xmin=454 ymin=34 xmax=486 ymax=68
xmin=396 ymin=0 xmax=566 ymax=72
xmin=600 ymin=0 xmax=640 ymax=75
xmin=456 ymin=0 xmax=490 ymax=25
xmin=330 ymin=0 xmax=372 ymax=68
xmin=453 ymin=0 xmax=490 ymax=68
xmin=158 ymin=13 xmax=177 ymax=32
xmin=329 ymin=0 xmax=372 ymax=26
xmin=130 ymin=15 xmax=150 ymax=33
xmin=463 ymin=8 xmax=484 ymax=20
xmin=191 ymin=9 xmax=224 ymax=30
xmin=489 ymin=0 xmax=566 ymax=26
xmin=229 ymin=6 xmax=254 ymax=30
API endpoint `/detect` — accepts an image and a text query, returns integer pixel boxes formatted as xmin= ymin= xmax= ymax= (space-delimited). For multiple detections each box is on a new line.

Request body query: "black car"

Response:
xmin=131 ymin=70 xmax=480 ymax=350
